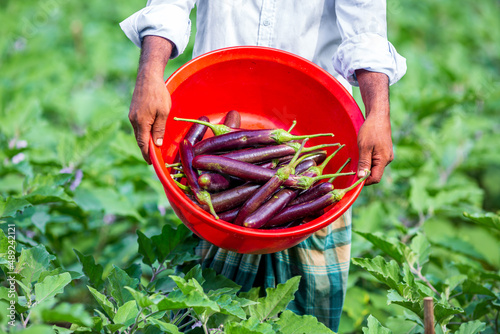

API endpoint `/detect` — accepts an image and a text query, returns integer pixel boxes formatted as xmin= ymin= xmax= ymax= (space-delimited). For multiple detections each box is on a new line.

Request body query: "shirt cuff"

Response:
xmin=332 ymin=33 xmax=407 ymax=87
xmin=119 ymin=5 xmax=192 ymax=58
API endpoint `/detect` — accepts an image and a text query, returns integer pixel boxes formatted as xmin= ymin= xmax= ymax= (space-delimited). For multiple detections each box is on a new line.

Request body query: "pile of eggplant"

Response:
xmin=168 ymin=110 xmax=369 ymax=229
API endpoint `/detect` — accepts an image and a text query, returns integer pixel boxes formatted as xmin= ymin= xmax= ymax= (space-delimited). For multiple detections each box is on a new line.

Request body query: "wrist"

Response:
xmin=138 ymin=35 xmax=174 ymax=78
xmin=356 ymin=69 xmax=390 ymax=118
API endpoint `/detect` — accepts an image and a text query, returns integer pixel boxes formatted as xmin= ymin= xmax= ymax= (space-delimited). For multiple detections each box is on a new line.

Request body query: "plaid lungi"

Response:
xmin=195 ymin=208 xmax=352 ymax=332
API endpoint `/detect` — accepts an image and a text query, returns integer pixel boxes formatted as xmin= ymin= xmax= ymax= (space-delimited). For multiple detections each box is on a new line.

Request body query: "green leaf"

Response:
xmin=432 ymin=238 xmax=487 ymax=262
xmin=464 ymin=211 xmax=500 ymax=232
xmin=362 ymin=315 xmax=392 ymax=334
xmin=455 ymin=320 xmax=486 ymax=334
xmin=137 ymin=230 xmax=156 ymax=266
xmin=123 ymin=286 xmax=151 ymax=308
xmin=74 ymin=249 xmax=104 ymax=289
xmin=409 ymin=233 xmax=431 ymax=267
xmin=239 ymin=287 xmax=261 ymax=302
xmin=157 ymin=283 xmax=220 ymax=313
xmin=87 ymin=286 xmax=115 ymax=319
xmin=23 ymin=173 xmax=74 ymax=205
xmin=34 ymin=272 xmax=72 ymax=305
xmin=149 ymin=318 xmax=182 ymax=334
xmin=74 ymin=186 xmax=143 ymax=221
xmin=354 ymin=231 xmax=412 ymax=264
xmin=17 ymin=245 xmax=56 ymax=287
xmin=433 ymin=300 xmax=463 ymax=324
xmin=274 ymin=310 xmax=335 ymax=334
xmin=105 ymin=323 xmax=125 ymax=332
xmin=462 ymin=279 xmax=496 ymax=297
xmin=16 ymin=325 xmax=54 ymax=334
xmin=0 ymin=229 xmax=11 ymax=267
xmin=31 ymin=209 xmax=51 ymax=234
xmin=124 ymin=263 xmax=142 ymax=281
xmin=105 ymin=265 xmax=139 ymax=305
xmin=0 ymin=196 xmax=31 ymax=218
xmin=226 ymin=316 xmax=275 ymax=334
xmin=386 ymin=290 xmax=422 ymax=317
xmin=202 ymin=268 xmax=242 ymax=295
xmin=184 ymin=265 xmax=205 ymax=286
xmin=52 ymin=325 xmax=74 ymax=334
xmin=444 ymin=275 xmax=467 ymax=298
xmin=113 ymin=300 xmax=139 ymax=327
xmin=214 ymin=294 xmax=247 ymax=320
xmin=95 ymin=309 xmax=111 ymax=326
xmin=409 ymin=176 xmax=431 ymax=213
xmin=39 ymin=268 xmax=83 ymax=283
xmin=151 ymin=224 xmax=197 ymax=265
xmin=41 ymin=302 xmax=93 ymax=327
xmin=24 ymin=186 xmax=73 ymax=205
xmin=352 ymin=257 xmax=402 ymax=292
xmin=247 ymin=276 xmax=300 ymax=322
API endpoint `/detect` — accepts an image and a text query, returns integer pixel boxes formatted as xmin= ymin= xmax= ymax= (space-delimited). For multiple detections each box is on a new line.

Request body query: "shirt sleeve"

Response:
xmin=332 ymin=0 xmax=407 ymax=86
xmin=119 ymin=0 xmax=196 ymax=58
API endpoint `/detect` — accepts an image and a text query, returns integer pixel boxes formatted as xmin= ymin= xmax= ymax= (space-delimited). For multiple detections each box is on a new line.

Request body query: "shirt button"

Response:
xmin=263 ymin=19 xmax=271 ymax=26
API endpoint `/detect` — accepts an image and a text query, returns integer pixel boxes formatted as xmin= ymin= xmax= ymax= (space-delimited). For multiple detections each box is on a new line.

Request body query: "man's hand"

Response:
xmin=129 ymin=36 xmax=173 ymax=164
xmin=355 ymin=69 xmax=393 ymax=185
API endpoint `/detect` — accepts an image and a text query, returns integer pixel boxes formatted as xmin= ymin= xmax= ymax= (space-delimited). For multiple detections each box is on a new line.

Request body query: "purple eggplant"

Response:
xmin=264 ymin=171 xmax=370 ymax=228
xmin=179 ymin=139 xmax=218 ymax=219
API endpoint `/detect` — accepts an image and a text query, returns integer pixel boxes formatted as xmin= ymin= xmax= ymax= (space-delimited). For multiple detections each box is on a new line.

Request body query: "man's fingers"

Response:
xmin=365 ymin=163 xmax=384 ymax=185
xmin=136 ymin=123 xmax=152 ymax=165
xmin=151 ymin=110 xmax=167 ymax=147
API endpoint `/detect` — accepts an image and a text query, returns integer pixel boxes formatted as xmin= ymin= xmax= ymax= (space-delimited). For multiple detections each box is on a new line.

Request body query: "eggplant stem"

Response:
xmin=165 ymin=162 xmax=181 ymax=168
xmin=328 ymin=158 xmax=351 ymax=183
xmin=293 ymin=151 xmax=320 ymax=167
xmin=171 ymin=173 xmax=185 ymax=179
xmin=196 ymin=190 xmax=219 ymax=219
xmin=316 ymin=144 xmax=345 ymax=175
xmin=341 ymin=170 xmax=370 ymax=193
xmin=332 ymin=169 xmax=371 ymax=200
xmin=173 ymin=179 xmax=192 ymax=194
xmin=174 ymin=117 xmax=232 ymax=136
xmin=286 ymin=142 xmax=341 ymax=153
xmin=288 ymin=138 xmax=308 ymax=168
xmin=277 ymin=139 xmax=308 ymax=181
xmin=310 ymin=171 xmax=356 ymax=183
xmin=287 ymin=120 xmax=297 ymax=133
xmin=271 ymin=129 xmax=334 ymax=144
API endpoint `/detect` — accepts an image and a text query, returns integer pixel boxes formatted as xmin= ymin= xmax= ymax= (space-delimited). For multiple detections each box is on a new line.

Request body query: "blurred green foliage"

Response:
xmin=0 ymin=0 xmax=499 ymax=333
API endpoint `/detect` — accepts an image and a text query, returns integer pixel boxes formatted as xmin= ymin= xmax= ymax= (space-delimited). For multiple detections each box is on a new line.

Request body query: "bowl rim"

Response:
xmin=150 ymin=46 xmax=366 ymax=239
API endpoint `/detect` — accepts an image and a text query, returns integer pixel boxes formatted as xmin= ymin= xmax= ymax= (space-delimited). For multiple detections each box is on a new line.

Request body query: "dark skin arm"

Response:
xmin=128 ymin=35 xmax=173 ymax=164
xmin=355 ymin=69 xmax=393 ymax=185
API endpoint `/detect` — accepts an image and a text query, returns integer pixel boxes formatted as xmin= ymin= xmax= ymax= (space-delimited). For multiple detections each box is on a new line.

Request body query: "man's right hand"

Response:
xmin=129 ymin=36 xmax=174 ymax=164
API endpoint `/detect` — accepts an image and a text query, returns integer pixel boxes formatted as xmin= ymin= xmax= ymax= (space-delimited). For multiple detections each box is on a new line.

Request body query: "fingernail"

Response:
xmin=156 ymin=138 xmax=163 ymax=146
xmin=358 ymin=170 xmax=366 ymax=178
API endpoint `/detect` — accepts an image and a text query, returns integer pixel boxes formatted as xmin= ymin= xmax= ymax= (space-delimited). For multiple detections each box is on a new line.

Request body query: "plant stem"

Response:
xmin=174 ymin=308 xmax=193 ymax=326
xmin=23 ymin=312 xmax=31 ymax=327
xmin=128 ymin=306 xmax=144 ymax=334
xmin=177 ymin=319 xmax=197 ymax=330
xmin=150 ymin=263 xmax=166 ymax=282
xmin=411 ymin=266 xmax=441 ymax=298
xmin=203 ymin=322 xmax=209 ymax=334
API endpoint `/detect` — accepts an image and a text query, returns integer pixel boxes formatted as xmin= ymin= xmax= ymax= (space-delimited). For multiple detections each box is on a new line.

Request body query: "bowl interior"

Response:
xmin=152 ymin=47 xmax=364 ymax=247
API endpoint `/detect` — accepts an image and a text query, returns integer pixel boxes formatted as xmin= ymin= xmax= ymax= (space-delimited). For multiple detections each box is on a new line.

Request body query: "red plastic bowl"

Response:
xmin=150 ymin=46 xmax=365 ymax=254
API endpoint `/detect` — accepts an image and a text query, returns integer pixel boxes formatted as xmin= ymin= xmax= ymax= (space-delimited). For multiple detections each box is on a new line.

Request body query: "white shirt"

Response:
xmin=120 ymin=0 xmax=406 ymax=89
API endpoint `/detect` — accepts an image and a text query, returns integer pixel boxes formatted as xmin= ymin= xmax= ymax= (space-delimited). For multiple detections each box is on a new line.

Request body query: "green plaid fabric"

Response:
xmin=195 ymin=208 xmax=352 ymax=332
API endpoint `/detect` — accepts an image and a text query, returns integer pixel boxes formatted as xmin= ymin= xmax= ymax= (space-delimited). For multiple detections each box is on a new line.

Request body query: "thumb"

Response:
xmin=152 ymin=110 xmax=168 ymax=147
xmin=357 ymin=148 xmax=372 ymax=179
